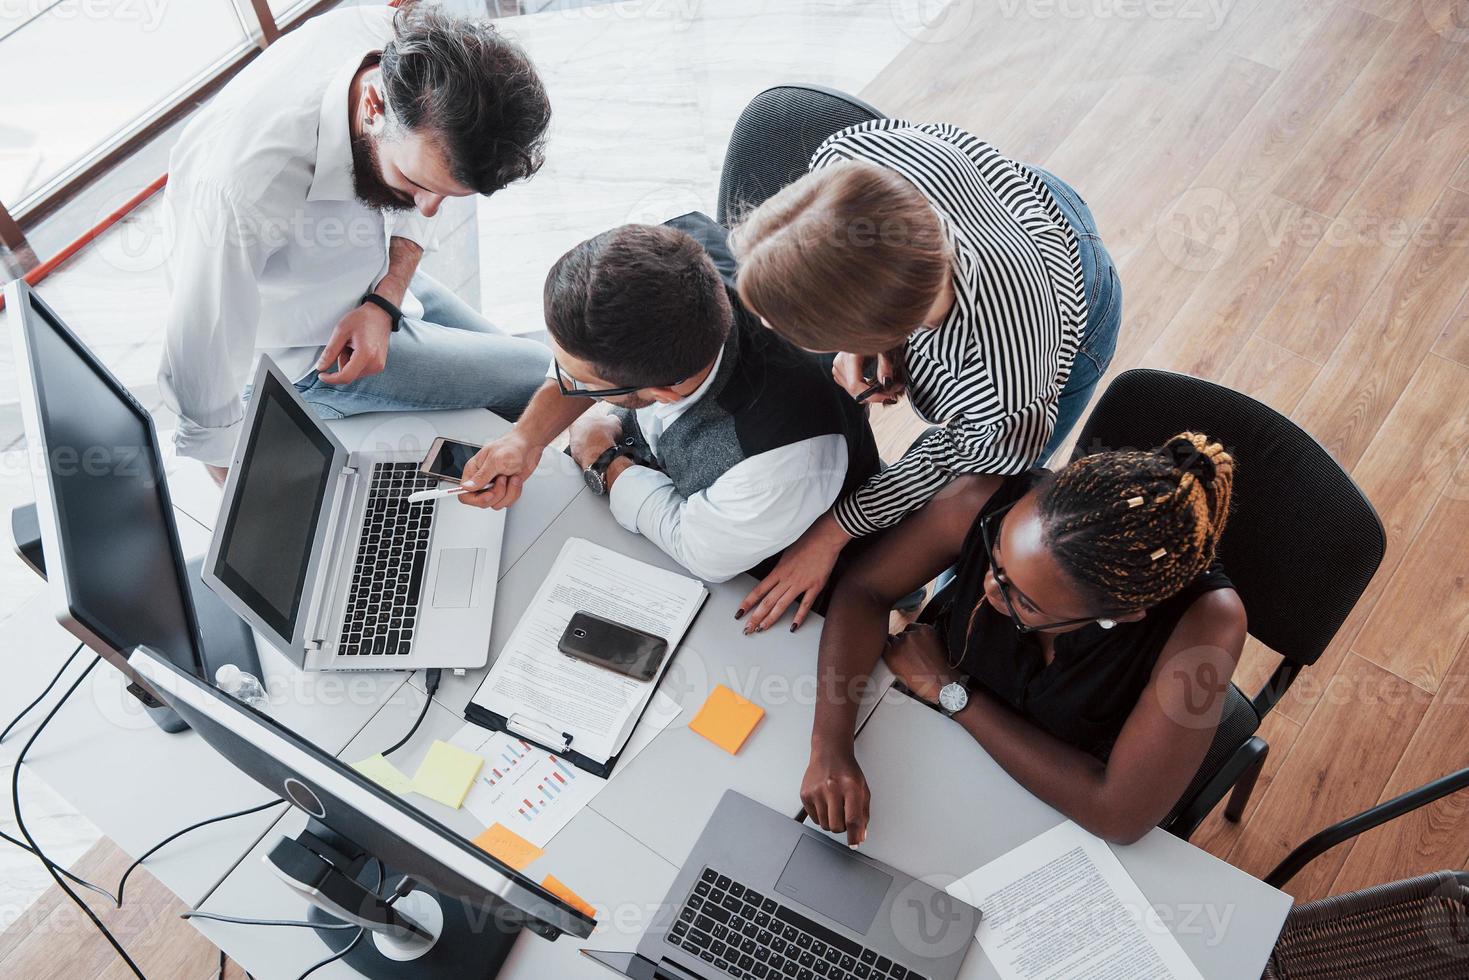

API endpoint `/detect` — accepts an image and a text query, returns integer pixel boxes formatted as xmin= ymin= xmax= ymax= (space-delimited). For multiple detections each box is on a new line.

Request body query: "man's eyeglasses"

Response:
xmin=978 ymin=501 xmax=1109 ymax=634
xmin=553 ymin=359 xmax=685 ymax=399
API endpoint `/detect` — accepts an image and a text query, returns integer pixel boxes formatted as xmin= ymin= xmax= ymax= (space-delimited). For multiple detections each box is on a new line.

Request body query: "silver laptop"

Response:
xmin=585 ymin=791 xmax=980 ymax=980
xmin=203 ymin=356 xmax=504 ymax=672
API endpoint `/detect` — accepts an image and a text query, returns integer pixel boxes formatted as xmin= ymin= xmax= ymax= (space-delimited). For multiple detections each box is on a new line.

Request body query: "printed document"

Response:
xmin=469 ymin=538 xmax=706 ymax=763
xmin=946 ymin=821 xmax=1203 ymax=980
xmin=450 ymin=691 xmax=680 ymax=846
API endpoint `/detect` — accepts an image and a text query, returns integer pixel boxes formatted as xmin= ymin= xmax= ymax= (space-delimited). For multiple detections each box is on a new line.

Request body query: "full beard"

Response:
xmin=350 ymin=133 xmax=412 ymax=213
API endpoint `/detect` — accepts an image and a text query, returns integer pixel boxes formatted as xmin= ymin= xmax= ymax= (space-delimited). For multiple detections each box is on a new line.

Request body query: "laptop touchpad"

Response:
xmin=431 ymin=549 xmax=482 ymax=608
xmin=775 ymin=835 xmax=892 ymax=934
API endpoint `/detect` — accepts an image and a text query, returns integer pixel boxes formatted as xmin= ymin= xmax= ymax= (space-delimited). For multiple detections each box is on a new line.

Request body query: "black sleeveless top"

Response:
xmin=940 ymin=472 xmax=1235 ymax=760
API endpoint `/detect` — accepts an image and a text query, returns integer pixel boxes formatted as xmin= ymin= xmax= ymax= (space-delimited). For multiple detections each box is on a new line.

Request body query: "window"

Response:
xmin=0 ymin=0 xmax=264 ymax=218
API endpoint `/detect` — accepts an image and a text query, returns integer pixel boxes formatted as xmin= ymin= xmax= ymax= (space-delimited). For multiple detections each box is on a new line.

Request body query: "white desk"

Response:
xmin=14 ymin=406 xmax=1291 ymax=979
xmin=418 ymin=488 xmax=898 ymax=868
xmin=846 ymin=691 xmax=1293 ymax=980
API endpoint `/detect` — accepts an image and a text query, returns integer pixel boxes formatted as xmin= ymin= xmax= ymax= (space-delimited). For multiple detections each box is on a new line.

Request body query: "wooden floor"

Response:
xmin=0 ymin=839 xmax=244 ymax=979
xmin=6 ymin=0 xmax=1469 ymax=973
xmin=863 ymin=0 xmax=1469 ymax=904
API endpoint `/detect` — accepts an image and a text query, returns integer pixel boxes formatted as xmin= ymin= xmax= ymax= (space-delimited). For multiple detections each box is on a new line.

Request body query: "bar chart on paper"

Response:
xmin=451 ymin=728 xmax=603 ymax=846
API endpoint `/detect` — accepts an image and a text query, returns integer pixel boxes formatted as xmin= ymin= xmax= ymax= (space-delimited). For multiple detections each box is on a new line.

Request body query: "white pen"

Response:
xmin=406 ymin=484 xmax=470 ymax=504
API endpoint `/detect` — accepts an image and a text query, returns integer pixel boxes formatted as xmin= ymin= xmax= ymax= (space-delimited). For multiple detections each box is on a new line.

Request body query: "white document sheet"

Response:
xmin=450 ymin=691 xmax=681 ymax=846
xmin=469 ymin=538 xmax=707 ymax=764
xmin=947 ymin=821 xmax=1204 ymax=980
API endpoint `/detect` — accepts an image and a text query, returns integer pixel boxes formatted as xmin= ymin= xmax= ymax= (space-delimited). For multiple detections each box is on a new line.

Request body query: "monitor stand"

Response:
xmin=274 ymin=824 xmax=523 ymax=979
xmin=11 ymin=503 xmax=262 ymax=735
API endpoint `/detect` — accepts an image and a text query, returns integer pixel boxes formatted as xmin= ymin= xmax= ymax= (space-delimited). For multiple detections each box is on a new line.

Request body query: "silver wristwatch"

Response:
xmin=937 ymin=681 xmax=969 ymax=718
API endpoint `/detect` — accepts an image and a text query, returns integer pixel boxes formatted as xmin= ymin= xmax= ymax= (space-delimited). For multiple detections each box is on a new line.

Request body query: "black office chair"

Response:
xmin=920 ymin=370 xmax=1386 ymax=839
xmin=1261 ymin=767 xmax=1469 ymax=977
xmin=1070 ymin=370 xmax=1385 ymax=838
xmin=716 ymin=85 xmax=885 ymax=226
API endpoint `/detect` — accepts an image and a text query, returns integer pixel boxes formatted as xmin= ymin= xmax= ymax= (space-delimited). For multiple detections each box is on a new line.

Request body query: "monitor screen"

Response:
xmin=18 ymin=290 xmax=202 ymax=673
xmin=211 ymin=370 xmax=336 ymax=642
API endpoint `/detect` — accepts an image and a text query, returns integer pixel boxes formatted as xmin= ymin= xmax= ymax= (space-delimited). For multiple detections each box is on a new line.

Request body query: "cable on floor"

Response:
xmin=11 ymin=653 xmax=147 ymax=978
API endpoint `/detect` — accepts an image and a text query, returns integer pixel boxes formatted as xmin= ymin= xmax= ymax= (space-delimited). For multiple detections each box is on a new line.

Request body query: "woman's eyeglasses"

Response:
xmin=978 ymin=501 xmax=1110 ymax=634
xmin=554 ymin=360 xmax=686 ymax=399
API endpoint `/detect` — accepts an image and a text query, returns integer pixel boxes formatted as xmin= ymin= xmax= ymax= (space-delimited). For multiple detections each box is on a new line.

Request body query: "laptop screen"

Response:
xmin=212 ymin=370 xmax=337 ymax=641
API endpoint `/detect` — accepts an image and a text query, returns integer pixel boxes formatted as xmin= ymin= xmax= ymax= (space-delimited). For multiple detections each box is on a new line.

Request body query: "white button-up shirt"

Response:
xmin=602 ymin=349 xmax=850 ymax=583
xmin=159 ymin=6 xmax=438 ymax=465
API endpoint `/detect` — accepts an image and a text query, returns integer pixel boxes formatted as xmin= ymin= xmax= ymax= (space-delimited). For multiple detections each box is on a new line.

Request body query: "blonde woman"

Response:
xmin=729 ymin=119 xmax=1122 ymax=632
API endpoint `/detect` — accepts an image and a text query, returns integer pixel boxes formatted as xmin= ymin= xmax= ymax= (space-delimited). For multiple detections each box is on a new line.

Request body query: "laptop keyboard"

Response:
xmin=337 ymin=462 xmax=439 ymax=658
xmin=669 ymin=866 xmax=926 ymax=980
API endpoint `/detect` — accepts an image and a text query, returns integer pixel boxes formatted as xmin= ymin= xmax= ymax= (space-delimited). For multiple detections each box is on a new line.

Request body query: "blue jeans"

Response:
xmin=1031 ymin=167 xmax=1122 ymax=462
xmin=292 ymin=274 xmax=549 ymax=422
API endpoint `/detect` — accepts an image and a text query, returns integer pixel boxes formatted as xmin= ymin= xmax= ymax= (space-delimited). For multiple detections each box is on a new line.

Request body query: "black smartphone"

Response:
xmin=419 ymin=436 xmax=482 ymax=483
xmin=558 ymin=611 xmax=669 ymax=682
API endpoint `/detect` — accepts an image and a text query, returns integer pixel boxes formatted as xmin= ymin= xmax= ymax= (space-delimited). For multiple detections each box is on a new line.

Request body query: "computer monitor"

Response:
xmin=129 ymin=641 xmax=595 ymax=977
xmin=6 ymin=279 xmax=260 ymax=732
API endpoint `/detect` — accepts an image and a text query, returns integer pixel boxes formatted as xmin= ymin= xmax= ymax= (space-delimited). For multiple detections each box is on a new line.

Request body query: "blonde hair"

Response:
xmin=728 ymin=160 xmax=950 ymax=354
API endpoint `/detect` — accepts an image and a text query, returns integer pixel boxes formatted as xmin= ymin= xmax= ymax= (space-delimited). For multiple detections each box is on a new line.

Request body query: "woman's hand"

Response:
xmin=738 ymin=513 xmax=851 ymax=634
xmin=801 ymin=742 xmax=871 ymax=845
xmin=883 ymin=624 xmax=961 ymax=705
xmin=832 ymin=350 xmax=905 ymax=405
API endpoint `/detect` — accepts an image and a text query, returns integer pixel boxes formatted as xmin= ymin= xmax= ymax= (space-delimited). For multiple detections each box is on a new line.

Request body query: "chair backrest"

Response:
xmin=1071 ymin=369 xmax=1385 ymax=666
xmin=716 ymin=85 xmax=885 ymax=227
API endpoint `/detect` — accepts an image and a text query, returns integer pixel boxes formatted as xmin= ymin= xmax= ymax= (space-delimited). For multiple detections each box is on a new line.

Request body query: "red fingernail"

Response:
xmin=734 ymin=608 xmax=746 ymax=620
xmin=790 ymin=622 xmax=799 ymax=633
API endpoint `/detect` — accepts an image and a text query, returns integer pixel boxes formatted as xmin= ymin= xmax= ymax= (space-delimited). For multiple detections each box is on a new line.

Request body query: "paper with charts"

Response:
xmin=449 ymin=691 xmax=679 ymax=847
xmin=469 ymin=537 xmax=707 ymax=764
xmin=946 ymin=820 xmax=1204 ymax=980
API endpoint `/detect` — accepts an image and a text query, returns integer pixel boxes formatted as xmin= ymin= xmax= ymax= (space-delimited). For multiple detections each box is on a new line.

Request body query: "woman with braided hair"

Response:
xmin=801 ymin=433 xmax=1246 ymax=846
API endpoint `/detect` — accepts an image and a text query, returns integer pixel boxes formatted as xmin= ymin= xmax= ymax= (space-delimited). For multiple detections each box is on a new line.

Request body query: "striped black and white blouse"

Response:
xmin=810 ymin=120 xmax=1088 ymax=537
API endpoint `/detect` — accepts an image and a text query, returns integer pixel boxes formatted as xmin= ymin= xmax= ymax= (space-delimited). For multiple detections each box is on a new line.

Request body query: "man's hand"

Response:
xmin=832 ymin=350 xmax=904 ymax=405
xmin=457 ymin=432 xmax=545 ymax=510
xmin=316 ymin=302 xmax=394 ymax=385
xmin=568 ymin=413 xmax=625 ymax=470
xmin=206 ymin=464 xmax=229 ymax=488
xmin=883 ymin=623 xmax=961 ymax=705
xmin=801 ymin=742 xmax=870 ymax=846
xmin=738 ymin=512 xmax=850 ymax=634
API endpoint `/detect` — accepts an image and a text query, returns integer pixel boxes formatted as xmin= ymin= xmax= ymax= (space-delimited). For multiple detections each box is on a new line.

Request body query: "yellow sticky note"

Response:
xmin=473 ymin=823 xmax=544 ymax=871
xmin=409 ymin=740 xmax=484 ymax=808
xmin=542 ymin=874 xmax=596 ymax=919
xmin=689 ymin=685 xmax=764 ymax=755
xmin=352 ymin=754 xmax=413 ymax=795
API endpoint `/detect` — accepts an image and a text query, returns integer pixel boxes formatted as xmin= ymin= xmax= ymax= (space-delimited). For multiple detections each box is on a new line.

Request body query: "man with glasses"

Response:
xmin=458 ymin=214 xmax=880 ymax=588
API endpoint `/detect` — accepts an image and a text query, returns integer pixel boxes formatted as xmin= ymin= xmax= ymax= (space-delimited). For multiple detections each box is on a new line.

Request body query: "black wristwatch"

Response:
xmin=361 ymin=292 xmax=404 ymax=332
xmin=584 ymin=436 xmax=641 ymax=496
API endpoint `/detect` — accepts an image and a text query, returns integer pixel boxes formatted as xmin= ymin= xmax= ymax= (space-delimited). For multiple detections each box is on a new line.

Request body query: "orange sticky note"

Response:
xmin=542 ymin=874 xmax=597 ymax=918
xmin=689 ymin=684 xmax=764 ymax=754
xmin=472 ymin=823 xmax=544 ymax=871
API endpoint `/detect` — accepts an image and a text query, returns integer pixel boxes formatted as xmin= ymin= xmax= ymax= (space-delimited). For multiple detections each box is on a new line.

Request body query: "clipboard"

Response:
xmin=462 ymin=536 xmax=708 ymax=780
xmin=462 ymin=641 xmax=682 ymax=780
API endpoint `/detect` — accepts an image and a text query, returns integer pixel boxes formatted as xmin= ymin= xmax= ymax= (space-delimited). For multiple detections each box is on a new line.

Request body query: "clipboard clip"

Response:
xmin=507 ymin=713 xmax=574 ymax=755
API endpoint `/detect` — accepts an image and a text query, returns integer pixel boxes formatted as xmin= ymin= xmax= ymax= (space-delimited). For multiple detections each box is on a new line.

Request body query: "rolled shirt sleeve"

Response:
xmin=158 ymin=181 xmax=275 ymax=466
xmin=389 ymin=208 xmax=440 ymax=254
xmin=608 ymin=435 xmax=849 ymax=583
